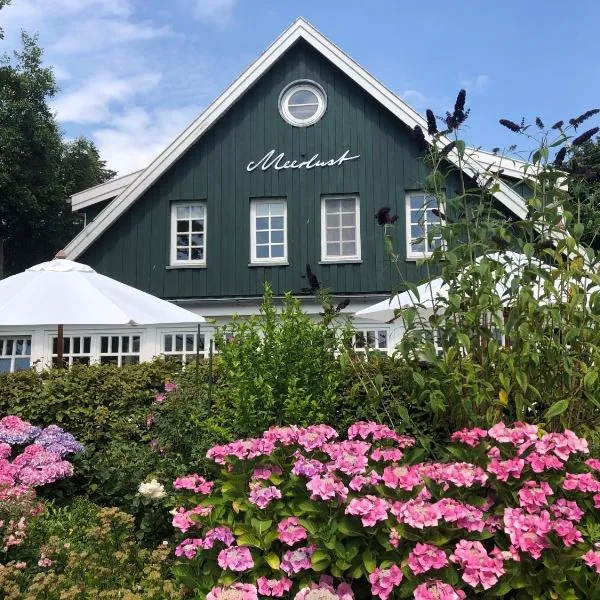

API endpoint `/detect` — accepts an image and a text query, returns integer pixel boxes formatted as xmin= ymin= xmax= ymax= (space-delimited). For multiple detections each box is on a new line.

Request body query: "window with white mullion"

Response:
xmin=162 ymin=332 xmax=208 ymax=364
xmin=406 ymin=192 xmax=442 ymax=259
xmin=250 ymin=199 xmax=287 ymax=264
xmin=99 ymin=334 xmax=141 ymax=366
xmin=51 ymin=335 xmax=92 ymax=367
xmin=353 ymin=328 xmax=389 ymax=353
xmin=321 ymin=196 xmax=360 ymax=261
xmin=0 ymin=336 xmax=32 ymax=373
xmin=171 ymin=202 xmax=206 ymax=265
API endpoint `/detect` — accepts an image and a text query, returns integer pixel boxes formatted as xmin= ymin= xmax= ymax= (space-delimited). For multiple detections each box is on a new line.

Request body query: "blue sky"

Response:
xmin=1 ymin=0 xmax=599 ymax=174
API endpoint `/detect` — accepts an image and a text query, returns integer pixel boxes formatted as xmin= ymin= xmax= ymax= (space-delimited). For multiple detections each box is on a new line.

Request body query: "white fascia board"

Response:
xmin=63 ymin=17 xmax=530 ymax=258
xmin=70 ymin=170 xmax=143 ymax=212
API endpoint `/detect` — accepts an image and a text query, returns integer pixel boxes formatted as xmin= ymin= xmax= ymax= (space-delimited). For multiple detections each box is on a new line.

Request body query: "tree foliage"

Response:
xmin=567 ymin=135 xmax=600 ymax=249
xmin=0 ymin=33 xmax=115 ymax=277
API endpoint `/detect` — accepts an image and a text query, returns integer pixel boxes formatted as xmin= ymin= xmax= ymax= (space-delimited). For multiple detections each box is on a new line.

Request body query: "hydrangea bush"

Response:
xmin=0 ymin=415 xmax=83 ymax=556
xmin=172 ymin=421 xmax=600 ymax=599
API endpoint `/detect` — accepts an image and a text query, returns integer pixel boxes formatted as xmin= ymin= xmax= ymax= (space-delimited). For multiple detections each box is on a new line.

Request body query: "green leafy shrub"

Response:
xmin=171 ymin=421 xmax=600 ymax=599
xmin=213 ymin=284 xmax=345 ymax=436
xmin=1 ymin=498 xmax=187 ymax=599
xmin=380 ymin=92 xmax=600 ymax=435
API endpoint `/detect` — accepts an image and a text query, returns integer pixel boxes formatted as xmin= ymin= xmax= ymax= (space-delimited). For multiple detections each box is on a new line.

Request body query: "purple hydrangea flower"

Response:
xmin=0 ymin=416 xmax=41 ymax=445
xmin=33 ymin=425 xmax=84 ymax=456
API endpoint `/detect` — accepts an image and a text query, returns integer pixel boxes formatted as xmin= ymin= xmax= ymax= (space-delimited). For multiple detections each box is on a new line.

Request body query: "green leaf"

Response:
xmin=264 ymin=552 xmax=280 ymax=570
xmin=545 ymin=399 xmax=569 ymax=420
xmin=584 ymin=370 xmax=598 ymax=389
xmin=457 ymin=333 xmax=471 ymax=351
xmin=455 ymin=140 xmax=466 ymax=157
xmin=363 ymin=550 xmax=376 ymax=573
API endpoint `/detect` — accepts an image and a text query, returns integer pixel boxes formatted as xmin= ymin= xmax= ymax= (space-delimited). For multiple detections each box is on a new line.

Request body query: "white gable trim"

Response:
xmin=63 ymin=17 xmax=529 ymax=259
xmin=70 ymin=170 xmax=143 ymax=211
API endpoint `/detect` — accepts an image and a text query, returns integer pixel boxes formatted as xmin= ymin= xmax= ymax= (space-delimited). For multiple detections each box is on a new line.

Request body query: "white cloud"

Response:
xmin=194 ymin=0 xmax=239 ymax=27
xmin=51 ymin=72 xmax=162 ymax=124
xmin=93 ymin=105 xmax=200 ymax=173
xmin=50 ymin=18 xmax=171 ymax=54
xmin=401 ymin=89 xmax=431 ymax=108
xmin=460 ymin=74 xmax=491 ymax=94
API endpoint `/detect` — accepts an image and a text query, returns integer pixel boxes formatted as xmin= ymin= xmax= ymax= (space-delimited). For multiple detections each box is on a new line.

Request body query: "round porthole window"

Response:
xmin=278 ymin=80 xmax=327 ymax=127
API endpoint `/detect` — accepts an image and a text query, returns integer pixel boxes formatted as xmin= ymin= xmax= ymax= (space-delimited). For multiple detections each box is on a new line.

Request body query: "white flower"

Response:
xmin=138 ymin=478 xmax=166 ymax=499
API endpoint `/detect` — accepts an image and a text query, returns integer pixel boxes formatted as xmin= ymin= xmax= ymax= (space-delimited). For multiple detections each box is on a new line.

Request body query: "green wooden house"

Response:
xmin=59 ymin=18 xmax=532 ymax=364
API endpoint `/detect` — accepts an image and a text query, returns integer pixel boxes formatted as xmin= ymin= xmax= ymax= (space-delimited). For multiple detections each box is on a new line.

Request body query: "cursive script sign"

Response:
xmin=246 ymin=149 xmax=360 ymax=172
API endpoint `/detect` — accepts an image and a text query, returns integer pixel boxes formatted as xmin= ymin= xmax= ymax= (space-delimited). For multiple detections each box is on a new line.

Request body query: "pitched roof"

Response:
xmin=70 ymin=169 xmax=143 ymax=211
xmin=63 ymin=17 xmax=530 ymax=259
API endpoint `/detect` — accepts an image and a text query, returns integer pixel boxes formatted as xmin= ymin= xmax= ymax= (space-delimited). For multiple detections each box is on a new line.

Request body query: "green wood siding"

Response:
xmin=80 ymin=40 xmax=449 ymax=299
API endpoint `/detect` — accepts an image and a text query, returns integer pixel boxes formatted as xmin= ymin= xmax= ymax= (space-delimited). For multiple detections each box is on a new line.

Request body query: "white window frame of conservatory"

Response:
xmin=49 ymin=334 xmax=94 ymax=367
xmin=320 ymin=195 xmax=361 ymax=263
xmin=160 ymin=329 xmax=214 ymax=363
xmin=352 ymin=326 xmax=391 ymax=354
xmin=0 ymin=334 xmax=33 ymax=373
xmin=249 ymin=198 xmax=288 ymax=265
xmin=44 ymin=330 xmax=144 ymax=367
xmin=405 ymin=192 xmax=443 ymax=260
xmin=170 ymin=201 xmax=207 ymax=267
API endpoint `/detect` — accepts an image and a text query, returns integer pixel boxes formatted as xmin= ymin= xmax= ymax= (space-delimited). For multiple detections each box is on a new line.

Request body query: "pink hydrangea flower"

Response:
xmin=408 ymin=543 xmax=449 ymax=574
xmin=370 ymin=447 xmax=404 ymax=462
xmin=435 ymin=498 xmax=485 ymax=532
xmin=171 ymin=505 xmax=212 ymax=532
xmin=389 ymin=527 xmax=401 ymax=549
xmin=296 ymin=425 xmax=338 ymax=451
xmin=280 ymin=545 xmax=316 ymax=575
xmin=450 ymin=540 xmax=505 ymax=590
xmin=306 ymin=475 xmax=348 ymax=502
xmin=525 ymin=452 xmax=564 ymax=473
xmin=173 ymin=474 xmax=214 ymax=495
xmin=278 ymin=517 xmax=308 ymax=546
xmin=256 ymin=576 xmax=293 ymax=597
xmin=217 ymin=546 xmax=254 ymax=571
xmin=294 ymin=576 xmax=354 ymax=600
xmin=563 ymin=472 xmax=600 ymax=493
xmin=451 ymin=427 xmax=488 ymax=447
xmin=262 ymin=425 xmax=300 ymax=446
xmin=413 ymin=580 xmax=466 ymax=599
xmin=202 ymin=526 xmax=235 ymax=549
xmin=503 ymin=508 xmax=552 ymax=559
xmin=251 ymin=465 xmax=283 ymax=480
xmin=207 ymin=583 xmax=258 ymax=600
xmin=382 ymin=465 xmax=422 ymax=491
xmin=349 ymin=471 xmax=382 ymax=491
xmin=345 ymin=495 xmax=389 ymax=527
xmin=248 ymin=483 xmax=282 ymax=509
xmin=585 ymin=458 xmax=600 ymax=472
xmin=164 ymin=381 xmax=177 ymax=393
xmin=369 ymin=564 xmax=403 ymax=600
xmin=420 ymin=462 xmax=488 ymax=488
xmin=535 ymin=430 xmax=588 ymax=461
xmin=175 ymin=538 xmax=203 ymax=559
xmin=518 ymin=481 xmax=553 ymax=513
xmin=324 ymin=441 xmax=370 ymax=475
xmin=292 ymin=453 xmax=327 ymax=478
xmin=553 ymin=519 xmax=583 ymax=546
xmin=550 ymin=499 xmax=584 ymax=522
xmin=347 ymin=421 xmax=414 ymax=447
xmin=582 ymin=549 xmax=600 ymax=574
xmin=487 ymin=457 xmax=525 ymax=482
xmin=392 ymin=499 xmax=441 ymax=529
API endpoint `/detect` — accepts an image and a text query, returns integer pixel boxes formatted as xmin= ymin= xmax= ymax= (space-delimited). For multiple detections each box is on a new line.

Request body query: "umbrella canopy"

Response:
xmin=0 ymin=259 xmax=205 ymax=326
xmin=354 ymin=252 xmax=594 ymax=323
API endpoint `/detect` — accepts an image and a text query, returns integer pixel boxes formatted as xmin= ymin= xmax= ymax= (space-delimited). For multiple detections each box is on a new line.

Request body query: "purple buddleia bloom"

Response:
xmin=33 ymin=425 xmax=84 ymax=456
xmin=0 ymin=416 xmax=42 ymax=445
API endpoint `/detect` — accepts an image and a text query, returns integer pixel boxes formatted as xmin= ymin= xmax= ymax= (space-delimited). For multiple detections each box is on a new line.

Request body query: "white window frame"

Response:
xmin=352 ymin=327 xmax=390 ymax=354
xmin=0 ymin=336 xmax=32 ymax=373
xmin=250 ymin=199 xmax=288 ymax=265
xmin=99 ymin=334 xmax=142 ymax=366
xmin=321 ymin=195 xmax=361 ymax=263
xmin=50 ymin=334 xmax=93 ymax=367
xmin=406 ymin=192 xmax=442 ymax=260
xmin=170 ymin=201 xmax=207 ymax=267
xmin=161 ymin=331 xmax=210 ymax=363
xmin=278 ymin=80 xmax=327 ymax=127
